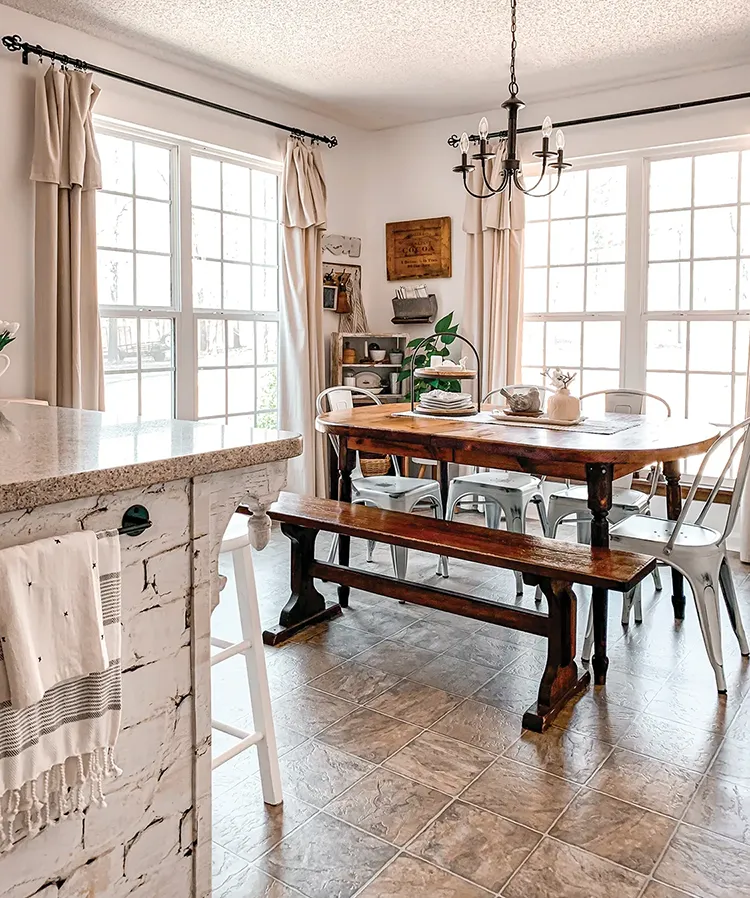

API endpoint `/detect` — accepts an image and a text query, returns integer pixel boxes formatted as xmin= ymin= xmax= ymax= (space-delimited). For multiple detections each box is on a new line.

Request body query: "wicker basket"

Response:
xmin=359 ymin=456 xmax=391 ymax=477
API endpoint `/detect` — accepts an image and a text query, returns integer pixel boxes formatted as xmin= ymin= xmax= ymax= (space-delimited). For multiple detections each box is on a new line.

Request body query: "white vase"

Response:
xmin=547 ymin=386 xmax=580 ymax=422
xmin=0 ymin=355 xmax=10 ymax=379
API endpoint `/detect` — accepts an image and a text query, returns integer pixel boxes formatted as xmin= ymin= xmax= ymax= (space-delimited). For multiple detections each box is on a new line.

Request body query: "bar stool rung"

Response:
xmin=211 ymin=639 xmax=253 ymax=666
xmin=212 ymin=728 xmax=264 ymax=769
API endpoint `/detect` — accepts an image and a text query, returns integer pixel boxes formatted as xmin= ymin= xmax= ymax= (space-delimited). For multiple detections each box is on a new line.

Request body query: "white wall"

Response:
xmin=0 ymin=4 xmax=367 ymax=398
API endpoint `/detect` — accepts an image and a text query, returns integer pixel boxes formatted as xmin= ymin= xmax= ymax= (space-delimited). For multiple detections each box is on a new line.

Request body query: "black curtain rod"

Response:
xmin=2 ymin=34 xmax=338 ymax=148
xmin=447 ymin=89 xmax=750 ymax=147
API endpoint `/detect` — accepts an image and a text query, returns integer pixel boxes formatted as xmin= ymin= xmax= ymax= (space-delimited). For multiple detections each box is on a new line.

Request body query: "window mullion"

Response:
xmin=623 ymin=155 xmax=645 ymax=392
xmin=176 ymin=142 xmax=196 ymax=420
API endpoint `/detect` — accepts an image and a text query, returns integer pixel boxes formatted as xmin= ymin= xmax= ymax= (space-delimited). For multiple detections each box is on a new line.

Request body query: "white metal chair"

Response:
xmin=211 ymin=513 xmax=282 ymax=804
xmin=317 ymin=387 xmax=448 ymax=579
xmin=443 ymin=385 xmax=550 ymax=595
xmin=547 ymin=389 xmax=668 ymax=622
xmin=606 ymin=418 xmax=750 ymax=692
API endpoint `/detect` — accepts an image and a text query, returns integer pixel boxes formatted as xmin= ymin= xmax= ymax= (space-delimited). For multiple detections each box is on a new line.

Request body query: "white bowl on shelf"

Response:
xmin=369 ymin=350 xmax=386 ymax=362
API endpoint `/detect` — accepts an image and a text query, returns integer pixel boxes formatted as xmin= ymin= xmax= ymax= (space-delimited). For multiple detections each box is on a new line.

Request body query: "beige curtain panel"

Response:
xmin=279 ymin=137 xmax=328 ymax=496
xmin=31 ymin=66 xmax=104 ymax=410
xmin=463 ymin=141 xmax=525 ymax=397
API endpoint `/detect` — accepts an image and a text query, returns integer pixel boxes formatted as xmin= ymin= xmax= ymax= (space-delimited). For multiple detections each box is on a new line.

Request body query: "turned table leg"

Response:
xmin=337 ymin=441 xmax=357 ymax=608
xmin=664 ymin=459 xmax=686 ymax=620
xmin=586 ymin=462 xmax=613 ymax=685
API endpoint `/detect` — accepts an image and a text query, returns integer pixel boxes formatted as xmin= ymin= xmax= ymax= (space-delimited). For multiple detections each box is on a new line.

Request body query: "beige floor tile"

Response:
xmin=594 ymin=668 xmax=665 ymax=712
xmin=357 ymin=855 xmax=492 ymax=898
xmin=309 ymin=661 xmax=401 ymax=705
xmin=708 ymin=739 xmax=750 ymax=787
xmin=384 ymin=731 xmax=494 ymax=795
xmin=260 ymin=812 xmax=396 ymax=898
xmin=278 ymin=740 xmax=373 ymax=806
xmin=655 ymin=823 xmax=750 ymax=898
xmin=343 ymin=606 xmax=423 ymax=638
xmin=618 ymin=713 xmax=724 ymax=774
xmin=446 ymin=632 xmax=527 ymax=669
xmin=502 ymin=650 xmax=551 ymax=681
xmin=431 ymin=699 xmax=522 ymax=754
xmin=212 ymin=854 xmax=303 ymax=897
xmin=552 ymin=693 xmax=639 ymax=742
xmin=266 ymin=644 xmax=344 ymax=681
xmin=425 ymin=607 xmax=486 ymax=632
xmin=367 ymin=679 xmax=461 ymax=727
xmin=461 ymin=757 xmax=577 ymax=831
xmin=503 ymin=837 xmax=645 ymax=898
xmin=409 ymin=800 xmax=540 ymax=892
xmin=684 ymin=775 xmax=750 ymax=844
xmin=271 ymin=686 xmax=356 ymax=736
xmin=550 ymin=788 xmax=676 ymax=874
xmin=588 ymin=748 xmax=702 ymax=817
xmin=352 ymin=639 xmax=438 ymax=677
xmin=327 ymin=768 xmax=450 ymax=846
xmin=397 ymin=619 xmax=470 ymax=653
xmin=212 ymin=844 xmax=252 ymax=898
xmin=305 ymin=622 xmax=384 ymax=658
xmin=407 ymin=654 xmax=497 ymax=697
xmin=472 ymin=671 xmax=541 ymax=715
xmin=503 ymin=726 xmax=613 ymax=784
xmin=317 ymin=707 xmax=422 ymax=763
xmin=642 ymin=884 xmax=695 ymax=898
xmin=213 ymin=793 xmax=317 ymax=862
xmin=648 ymin=682 xmax=739 ymax=734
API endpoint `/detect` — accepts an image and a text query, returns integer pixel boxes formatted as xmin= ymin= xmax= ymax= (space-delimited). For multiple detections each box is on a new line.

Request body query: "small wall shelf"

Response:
xmin=330 ymin=332 xmax=410 ymax=399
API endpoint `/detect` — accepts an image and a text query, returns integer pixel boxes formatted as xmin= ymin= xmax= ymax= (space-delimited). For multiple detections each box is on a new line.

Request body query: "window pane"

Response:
xmin=550 ymin=219 xmax=585 ymax=265
xmin=252 ymin=219 xmax=278 ymax=265
xmin=198 ymin=369 xmax=226 ymax=417
xmin=192 ymin=156 xmax=221 ymax=209
xmin=548 ymin=267 xmax=584 ymax=312
xmin=649 ymin=157 xmax=691 ymax=211
xmin=649 ymin=210 xmax=690 ymax=260
xmin=522 ymin=321 xmax=545 ymax=368
xmin=693 ymin=207 xmax=738 ymax=258
xmin=525 ymin=221 xmax=548 ymax=267
xmin=251 ymin=170 xmax=278 ymax=219
xmin=135 ymin=254 xmax=171 ymax=307
xmin=647 ymin=321 xmax=687 ymax=370
xmin=228 ymin=320 xmax=255 ymax=366
xmin=588 ymin=166 xmax=626 ymax=215
xmin=525 ymin=192 xmax=549 ymax=222
xmin=647 ymin=372 xmax=686 ymax=418
xmin=257 ymin=367 xmax=278 ymax=410
xmin=581 ymin=369 xmax=620 ymax=396
xmin=193 ymin=209 xmax=221 ymax=258
xmin=550 ymin=170 xmax=586 ymax=219
xmin=694 ymin=152 xmax=738 ymax=207
xmin=197 ymin=318 xmax=225 ymax=366
xmin=256 ymin=411 xmax=278 ymax=429
xmin=223 ymin=214 xmax=251 ymax=262
xmin=98 ymin=135 xmax=133 ymax=194
xmin=136 ymin=199 xmax=171 ymax=253
xmin=252 ymin=266 xmax=278 ymax=311
xmin=193 ymin=259 xmax=222 ymax=309
xmin=741 ymin=260 xmax=750 ymax=309
xmin=101 ymin=317 xmax=138 ymax=370
xmin=97 ymin=194 xmax=133 ymax=249
xmin=689 ymin=373 xmax=732 ymax=424
xmin=689 ymin=320 xmax=732 ymax=372
xmin=98 ymin=250 xmax=133 ymax=306
xmin=524 ymin=268 xmax=547 ymax=313
xmin=692 ymin=260 xmax=736 ymax=310
xmin=140 ymin=318 xmax=173 ymax=369
xmin=228 ymin=368 xmax=255 ymax=414
xmin=104 ymin=371 xmax=138 ymax=421
xmin=141 ymin=371 xmax=173 ymax=419
xmin=546 ymin=321 xmax=581 ymax=367
xmin=647 ymin=262 xmax=690 ymax=311
xmin=223 ymin=262 xmax=252 ymax=311
xmin=583 ymin=321 xmax=620 ymax=369
xmin=586 ymin=264 xmax=624 ymax=311
xmin=588 ymin=215 xmax=626 ymax=263
xmin=735 ymin=377 xmax=747 ymax=423
xmin=135 ymin=143 xmax=170 ymax=200
xmin=257 ymin=322 xmax=278 ymax=364
xmin=743 ymin=152 xmax=750 ymax=203
xmin=741 ymin=205 xmax=750 ymax=256
xmin=736 ymin=321 xmax=750 ymax=373
xmin=222 ymin=163 xmax=251 ymax=214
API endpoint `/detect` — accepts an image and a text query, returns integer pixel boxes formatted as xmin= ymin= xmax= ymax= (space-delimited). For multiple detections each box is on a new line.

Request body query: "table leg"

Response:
xmin=337 ymin=440 xmax=357 ymax=608
xmin=664 ymin=460 xmax=686 ymax=620
xmin=586 ymin=462 xmax=613 ymax=685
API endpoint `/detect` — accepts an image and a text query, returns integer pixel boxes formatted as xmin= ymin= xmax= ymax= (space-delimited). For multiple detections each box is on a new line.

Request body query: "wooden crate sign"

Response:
xmin=385 ymin=216 xmax=452 ymax=281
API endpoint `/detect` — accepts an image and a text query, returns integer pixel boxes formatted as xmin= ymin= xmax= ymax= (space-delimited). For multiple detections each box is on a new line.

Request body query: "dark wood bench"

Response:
xmin=264 ymin=491 xmax=655 ymax=731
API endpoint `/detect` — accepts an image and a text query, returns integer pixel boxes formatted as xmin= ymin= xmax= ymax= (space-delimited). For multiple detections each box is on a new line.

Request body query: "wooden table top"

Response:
xmin=316 ymin=403 xmax=720 ymax=478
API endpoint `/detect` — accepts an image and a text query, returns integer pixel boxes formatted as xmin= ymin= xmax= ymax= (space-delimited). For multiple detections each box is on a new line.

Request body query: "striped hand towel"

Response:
xmin=0 ymin=530 xmax=123 ymax=851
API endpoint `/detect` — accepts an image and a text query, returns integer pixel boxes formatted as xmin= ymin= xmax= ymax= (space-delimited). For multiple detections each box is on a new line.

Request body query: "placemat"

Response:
xmin=392 ymin=410 xmax=642 ymax=435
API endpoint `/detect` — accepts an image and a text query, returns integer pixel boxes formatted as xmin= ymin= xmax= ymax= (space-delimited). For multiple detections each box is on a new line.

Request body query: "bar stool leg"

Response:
xmin=232 ymin=544 xmax=283 ymax=805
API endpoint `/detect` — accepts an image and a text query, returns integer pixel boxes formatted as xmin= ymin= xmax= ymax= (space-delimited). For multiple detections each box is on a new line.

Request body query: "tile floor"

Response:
xmin=211 ymin=514 xmax=750 ymax=898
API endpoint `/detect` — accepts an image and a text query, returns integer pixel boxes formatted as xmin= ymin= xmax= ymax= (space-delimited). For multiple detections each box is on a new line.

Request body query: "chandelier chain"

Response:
xmin=508 ymin=0 xmax=519 ymax=97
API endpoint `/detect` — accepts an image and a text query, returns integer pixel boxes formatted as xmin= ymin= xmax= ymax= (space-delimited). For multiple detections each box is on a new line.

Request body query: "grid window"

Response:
xmin=191 ymin=152 xmax=280 ymax=425
xmin=96 ymin=131 xmax=176 ymax=419
xmin=522 ymin=164 xmax=627 ymax=391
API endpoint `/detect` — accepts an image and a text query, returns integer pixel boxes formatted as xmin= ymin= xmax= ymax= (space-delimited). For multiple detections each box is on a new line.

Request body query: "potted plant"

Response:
xmin=397 ymin=312 xmax=461 ymax=400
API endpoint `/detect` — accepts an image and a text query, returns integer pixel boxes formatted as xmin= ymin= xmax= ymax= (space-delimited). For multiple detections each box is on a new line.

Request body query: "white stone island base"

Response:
xmin=0 ymin=460 xmax=288 ymax=898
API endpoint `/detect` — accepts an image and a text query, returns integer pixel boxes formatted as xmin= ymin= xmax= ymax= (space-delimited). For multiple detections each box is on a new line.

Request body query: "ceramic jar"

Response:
xmin=547 ymin=387 xmax=581 ymax=422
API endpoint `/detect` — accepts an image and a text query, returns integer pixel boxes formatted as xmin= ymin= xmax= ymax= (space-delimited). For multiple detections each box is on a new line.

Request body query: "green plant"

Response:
xmin=397 ymin=312 xmax=461 ymax=400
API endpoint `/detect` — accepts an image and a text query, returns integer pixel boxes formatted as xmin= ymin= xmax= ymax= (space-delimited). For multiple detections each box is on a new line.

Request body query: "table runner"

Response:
xmin=392 ymin=410 xmax=642 ymax=435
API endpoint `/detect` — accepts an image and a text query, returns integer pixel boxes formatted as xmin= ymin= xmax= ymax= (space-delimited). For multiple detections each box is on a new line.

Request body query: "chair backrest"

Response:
xmin=315 ymin=386 xmax=401 ymax=477
xmin=581 ymin=389 xmax=671 ymax=417
xmin=666 ymin=416 xmax=750 ymax=552
xmin=484 ymin=384 xmax=552 ymax=405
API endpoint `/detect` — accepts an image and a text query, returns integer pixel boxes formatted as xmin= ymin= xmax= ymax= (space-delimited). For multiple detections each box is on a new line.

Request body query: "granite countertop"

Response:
xmin=0 ymin=404 xmax=303 ymax=513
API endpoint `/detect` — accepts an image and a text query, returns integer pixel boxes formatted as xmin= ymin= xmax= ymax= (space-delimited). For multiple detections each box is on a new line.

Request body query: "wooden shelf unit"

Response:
xmin=330 ymin=332 xmax=410 ymax=400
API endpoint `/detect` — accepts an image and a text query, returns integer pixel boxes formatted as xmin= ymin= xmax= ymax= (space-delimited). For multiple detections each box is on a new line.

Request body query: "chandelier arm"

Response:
xmin=462 ymin=167 xmax=509 ymax=199
xmin=514 ymin=166 xmax=563 ymax=198
xmin=520 ymin=155 xmax=550 ymax=193
xmin=480 ymin=155 xmax=497 ymax=192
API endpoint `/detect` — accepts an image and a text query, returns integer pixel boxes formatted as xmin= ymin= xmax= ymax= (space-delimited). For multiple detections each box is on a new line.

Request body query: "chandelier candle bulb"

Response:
xmin=542 ymin=116 xmax=553 ymax=138
xmin=555 ymin=129 xmax=566 ymax=150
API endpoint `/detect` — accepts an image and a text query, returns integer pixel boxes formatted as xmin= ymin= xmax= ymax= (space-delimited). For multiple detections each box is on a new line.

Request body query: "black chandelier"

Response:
xmin=452 ymin=0 xmax=570 ymax=199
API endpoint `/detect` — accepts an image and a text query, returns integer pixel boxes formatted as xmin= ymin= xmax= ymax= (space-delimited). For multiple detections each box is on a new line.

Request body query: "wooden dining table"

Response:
xmin=315 ymin=403 xmax=720 ymax=685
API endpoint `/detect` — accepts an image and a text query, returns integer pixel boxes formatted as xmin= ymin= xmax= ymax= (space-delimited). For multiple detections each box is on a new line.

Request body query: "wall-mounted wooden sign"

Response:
xmin=385 ymin=216 xmax=451 ymax=281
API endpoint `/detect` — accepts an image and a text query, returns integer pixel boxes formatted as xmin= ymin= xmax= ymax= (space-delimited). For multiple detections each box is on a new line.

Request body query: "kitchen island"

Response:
xmin=0 ymin=404 xmax=302 ymax=898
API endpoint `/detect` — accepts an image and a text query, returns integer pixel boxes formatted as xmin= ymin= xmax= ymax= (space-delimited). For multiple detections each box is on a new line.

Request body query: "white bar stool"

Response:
xmin=211 ymin=512 xmax=282 ymax=805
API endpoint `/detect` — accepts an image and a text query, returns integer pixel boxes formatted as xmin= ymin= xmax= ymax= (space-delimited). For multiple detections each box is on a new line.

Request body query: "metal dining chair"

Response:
xmin=442 ymin=385 xmax=550 ymax=594
xmin=606 ymin=417 xmax=750 ymax=692
xmin=317 ymin=387 xmax=448 ymax=579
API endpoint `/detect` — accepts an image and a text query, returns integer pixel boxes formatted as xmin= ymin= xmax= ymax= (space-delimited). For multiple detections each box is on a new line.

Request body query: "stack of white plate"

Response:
xmin=417 ymin=390 xmax=475 ymax=415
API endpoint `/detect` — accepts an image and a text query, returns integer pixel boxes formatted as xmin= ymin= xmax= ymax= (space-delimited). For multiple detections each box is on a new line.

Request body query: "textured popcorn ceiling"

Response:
xmin=4 ymin=0 xmax=750 ymax=128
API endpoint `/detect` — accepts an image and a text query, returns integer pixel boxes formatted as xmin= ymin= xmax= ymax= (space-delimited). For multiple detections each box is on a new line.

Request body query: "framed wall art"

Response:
xmin=385 ymin=216 xmax=452 ymax=281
